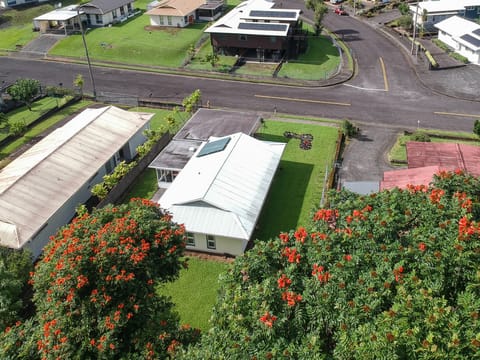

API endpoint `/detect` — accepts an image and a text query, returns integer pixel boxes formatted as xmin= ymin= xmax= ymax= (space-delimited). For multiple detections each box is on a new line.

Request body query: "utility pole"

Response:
xmin=411 ymin=3 xmax=419 ymax=55
xmin=353 ymin=0 xmax=356 ymax=16
xmin=77 ymin=6 xmax=97 ymax=99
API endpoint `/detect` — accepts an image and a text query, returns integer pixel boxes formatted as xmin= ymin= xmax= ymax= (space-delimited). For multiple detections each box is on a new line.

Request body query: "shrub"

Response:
xmin=411 ymin=131 xmax=430 ymax=142
xmin=473 ymin=120 xmax=480 ymax=137
xmin=342 ymin=120 xmax=358 ymax=138
xmin=8 ymin=119 xmax=27 ymax=136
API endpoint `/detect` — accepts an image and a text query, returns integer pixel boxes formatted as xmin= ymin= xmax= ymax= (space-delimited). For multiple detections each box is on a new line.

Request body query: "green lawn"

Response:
xmin=186 ymin=40 xmax=236 ymax=72
xmin=389 ymin=131 xmax=480 ymax=163
xmin=0 ymin=99 xmax=92 ymax=161
xmin=0 ymin=96 xmax=72 ymax=142
xmin=234 ymin=62 xmax=277 ymax=77
xmin=157 ymin=257 xmax=229 ymax=331
xmin=254 ymin=121 xmax=339 ymax=241
xmin=129 ymin=107 xmax=184 ymax=129
xmin=278 ymin=34 xmax=340 ymax=80
xmin=49 ymin=16 xmax=207 ymax=67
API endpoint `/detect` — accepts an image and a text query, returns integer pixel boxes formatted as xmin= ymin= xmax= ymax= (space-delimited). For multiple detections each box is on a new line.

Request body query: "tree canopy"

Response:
xmin=1 ymin=199 xmax=199 ymax=359
xmin=6 ymin=79 xmax=40 ymax=111
xmin=182 ymin=171 xmax=480 ymax=359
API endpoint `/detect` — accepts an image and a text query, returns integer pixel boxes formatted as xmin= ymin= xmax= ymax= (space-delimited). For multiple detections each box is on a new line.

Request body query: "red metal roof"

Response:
xmin=406 ymin=142 xmax=480 ymax=176
xmin=380 ymin=165 xmax=444 ymax=190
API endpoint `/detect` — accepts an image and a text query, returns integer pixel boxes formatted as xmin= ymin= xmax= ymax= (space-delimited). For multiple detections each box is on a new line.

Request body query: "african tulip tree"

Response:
xmin=182 ymin=170 xmax=480 ymax=359
xmin=1 ymin=198 xmax=199 ymax=359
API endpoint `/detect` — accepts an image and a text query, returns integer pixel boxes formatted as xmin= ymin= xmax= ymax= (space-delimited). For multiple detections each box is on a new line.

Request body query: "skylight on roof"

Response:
xmin=197 ymin=137 xmax=231 ymax=157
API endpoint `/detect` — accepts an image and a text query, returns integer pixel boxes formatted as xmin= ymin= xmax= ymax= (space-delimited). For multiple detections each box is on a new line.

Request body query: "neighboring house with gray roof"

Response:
xmin=0 ymin=106 xmax=152 ymax=258
xmin=79 ymin=0 xmax=135 ymax=27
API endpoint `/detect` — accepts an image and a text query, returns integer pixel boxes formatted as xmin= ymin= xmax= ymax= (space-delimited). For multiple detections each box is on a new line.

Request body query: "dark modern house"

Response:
xmin=204 ymin=0 xmax=306 ymax=61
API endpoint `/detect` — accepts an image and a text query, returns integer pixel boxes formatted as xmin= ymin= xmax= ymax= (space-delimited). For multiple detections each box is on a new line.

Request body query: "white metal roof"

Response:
xmin=159 ymin=132 xmax=286 ymax=241
xmin=0 ymin=106 xmax=153 ymax=250
xmin=34 ymin=5 xmax=83 ymax=21
xmin=435 ymin=16 xmax=480 ymax=50
xmin=205 ymin=0 xmax=298 ymax=36
xmin=411 ymin=0 xmax=480 ymax=14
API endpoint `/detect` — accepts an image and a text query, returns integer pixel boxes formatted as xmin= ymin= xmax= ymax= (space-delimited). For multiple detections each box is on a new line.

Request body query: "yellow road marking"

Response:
xmin=254 ymin=94 xmax=351 ymax=106
xmin=379 ymin=57 xmax=389 ymax=92
xmin=434 ymin=111 xmax=480 ymax=118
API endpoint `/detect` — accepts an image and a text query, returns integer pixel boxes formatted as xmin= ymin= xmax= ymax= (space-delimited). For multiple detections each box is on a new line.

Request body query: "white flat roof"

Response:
xmin=159 ymin=132 xmax=285 ymax=240
xmin=205 ymin=0 xmax=299 ymax=36
xmin=0 ymin=106 xmax=152 ymax=250
xmin=34 ymin=5 xmax=83 ymax=21
xmin=435 ymin=16 xmax=480 ymax=50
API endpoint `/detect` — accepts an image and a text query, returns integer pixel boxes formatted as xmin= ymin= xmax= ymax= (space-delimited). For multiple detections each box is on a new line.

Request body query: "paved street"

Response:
xmin=1 ymin=6 xmax=479 ymax=185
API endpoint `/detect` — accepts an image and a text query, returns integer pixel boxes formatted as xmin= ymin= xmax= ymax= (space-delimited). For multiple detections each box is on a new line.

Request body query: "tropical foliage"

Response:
xmin=1 ymin=199 xmax=199 ymax=359
xmin=182 ymin=170 xmax=480 ymax=359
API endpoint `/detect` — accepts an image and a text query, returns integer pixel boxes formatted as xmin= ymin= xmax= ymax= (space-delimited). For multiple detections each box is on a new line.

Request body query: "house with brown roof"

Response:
xmin=146 ymin=0 xmax=224 ymax=28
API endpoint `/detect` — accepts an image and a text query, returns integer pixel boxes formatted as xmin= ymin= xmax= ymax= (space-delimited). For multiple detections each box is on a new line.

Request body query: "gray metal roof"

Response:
xmin=159 ymin=133 xmax=286 ymax=241
xmin=80 ymin=0 xmax=133 ymax=14
xmin=150 ymin=108 xmax=260 ymax=170
xmin=0 ymin=106 xmax=152 ymax=249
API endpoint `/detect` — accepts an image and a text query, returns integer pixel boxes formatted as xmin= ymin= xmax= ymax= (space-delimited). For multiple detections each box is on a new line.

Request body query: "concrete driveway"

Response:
xmin=337 ymin=124 xmax=400 ymax=184
xmin=18 ymin=34 xmax=64 ymax=58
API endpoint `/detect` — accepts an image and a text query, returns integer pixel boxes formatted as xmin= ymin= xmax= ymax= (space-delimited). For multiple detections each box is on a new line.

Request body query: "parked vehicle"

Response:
xmin=330 ymin=0 xmax=342 ymax=3
xmin=334 ymin=6 xmax=347 ymax=15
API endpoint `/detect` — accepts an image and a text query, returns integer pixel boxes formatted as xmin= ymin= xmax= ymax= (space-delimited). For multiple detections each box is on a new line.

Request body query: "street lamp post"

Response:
xmin=411 ymin=4 xmax=419 ymax=55
xmin=77 ymin=6 xmax=97 ymax=99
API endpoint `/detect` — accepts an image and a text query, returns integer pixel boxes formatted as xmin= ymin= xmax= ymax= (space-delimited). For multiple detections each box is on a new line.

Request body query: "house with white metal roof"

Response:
xmin=435 ymin=16 xmax=480 ymax=65
xmin=0 ymin=106 xmax=152 ymax=258
xmin=33 ymin=5 xmax=84 ymax=35
xmin=205 ymin=0 xmax=305 ymax=61
xmin=158 ymin=132 xmax=285 ymax=256
xmin=410 ymin=0 xmax=480 ymax=32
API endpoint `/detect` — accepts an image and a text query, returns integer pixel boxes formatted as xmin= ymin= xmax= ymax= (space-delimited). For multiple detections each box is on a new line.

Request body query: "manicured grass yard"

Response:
xmin=0 ymin=99 xmax=92 ymax=162
xmin=254 ymin=121 xmax=339 ymax=241
xmin=186 ymin=40 xmax=237 ymax=72
xmin=49 ymin=16 xmax=207 ymax=67
xmin=0 ymin=97 xmax=62 ymax=142
xmin=389 ymin=130 xmax=480 ymax=163
xmin=278 ymin=34 xmax=340 ymax=80
xmin=156 ymin=257 xmax=229 ymax=331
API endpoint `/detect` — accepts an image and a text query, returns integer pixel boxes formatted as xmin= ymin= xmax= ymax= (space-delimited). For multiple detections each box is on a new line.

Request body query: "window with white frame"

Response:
xmin=207 ymin=235 xmax=216 ymax=249
xmin=186 ymin=232 xmax=195 ymax=246
xmin=159 ymin=16 xmax=164 ymax=25
xmin=95 ymin=14 xmax=103 ymax=24
xmin=167 ymin=16 xmax=172 ymax=25
xmin=120 ymin=6 xmax=125 ymax=16
xmin=113 ymin=9 xmax=117 ymax=19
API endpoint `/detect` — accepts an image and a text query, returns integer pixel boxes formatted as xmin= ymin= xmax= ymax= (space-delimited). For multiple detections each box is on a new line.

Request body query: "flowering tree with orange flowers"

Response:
xmin=182 ymin=170 xmax=480 ymax=359
xmin=1 ymin=199 xmax=200 ymax=359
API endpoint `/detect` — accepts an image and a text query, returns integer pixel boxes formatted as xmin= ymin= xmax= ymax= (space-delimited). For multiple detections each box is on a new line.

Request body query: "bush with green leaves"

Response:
xmin=91 ymin=161 xmax=137 ymax=200
xmin=1 ymin=199 xmax=199 ymax=359
xmin=182 ymin=170 xmax=480 ymax=359
xmin=473 ymin=120 xmax=480 ymax=137
xmin=0 ymin=248 xmax=33 ymax=330
xmin=8 ymin=119 xmax=27 ymax=136
xmin=6 ymin=79 xmax=40 ymax=111
xmin=411 ymin=131 xmax=431 ymax=142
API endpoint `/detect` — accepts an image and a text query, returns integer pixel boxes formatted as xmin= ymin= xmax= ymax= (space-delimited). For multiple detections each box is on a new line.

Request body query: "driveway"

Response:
xmin=337 ymin=124 xmax=400 ymax=184
xmin=17 ymin=34 xmax=65 ymax=58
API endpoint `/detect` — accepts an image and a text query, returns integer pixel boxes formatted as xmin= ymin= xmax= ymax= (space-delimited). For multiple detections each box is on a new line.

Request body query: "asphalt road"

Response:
xmin=1 ymin=12 xmax=479 ymax=132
